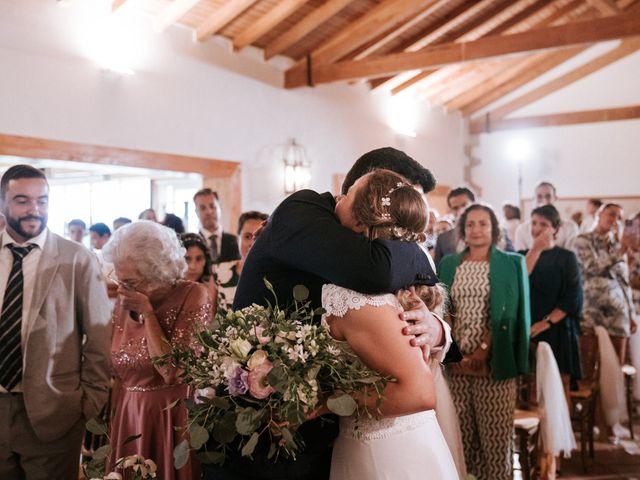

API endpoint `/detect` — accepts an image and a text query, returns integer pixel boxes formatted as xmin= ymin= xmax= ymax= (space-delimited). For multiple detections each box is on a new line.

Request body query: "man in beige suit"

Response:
xmin=0 ymin=165 xmax=112 ymax=479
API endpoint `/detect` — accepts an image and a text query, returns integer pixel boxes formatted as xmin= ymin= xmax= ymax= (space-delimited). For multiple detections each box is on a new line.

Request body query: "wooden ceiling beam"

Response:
xmin=470 ymin=105 xmax=640 ymax=134
xmin=284 ymin=0 xmax=445 ymax=87
xmin=232 ymin=0 xmax=308 ymax=51
xmin=154 ymin=0 xmax=201 ymax=33
xmin=586 ymin=0 xmax=621 ymax=15
xmin=286 ymin=10 xmax=640 ymax=87
xmin=195 ymin=0 xmax=259 ymax=42
xmin=483 ymin=37 xmax=640 ymax=120
xmin=263 ymin=0 xmax=353 ymax=60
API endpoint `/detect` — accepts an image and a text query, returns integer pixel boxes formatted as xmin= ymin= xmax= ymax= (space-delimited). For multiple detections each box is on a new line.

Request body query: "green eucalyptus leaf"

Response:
xmin=280 ymin=427 xmax=297 ymax=449
xmin=292 ymin=285 xmax=309 ymax=302
xmin=235 ymin=407 xmax=263 ymax=436
xmin=85 ymin=418 xmax=108 ymax=436
xmin=189 ymin=424 xmax=210 ymax=450
xmin=91 ymin=444 xmax=111 ymax=461
xmin=266 ymin=364 xmax=288 ymax=393
xmin=173 ymin=439 xmax=190 ymax=470
xmin=212 ymin=411 xmax=237 ymax=444
xmin=327 ymin=394 xmax=358 ymax=416
xmin=267 ymin=442 xmax=277 ymax=460
xmin=241 ymin=432 xmax=260 ymax=457
xmin=197 ymin=451 xmax=225 ymax=465
xmin=123 ymin=433 xmax=142 ymax=446
xmin=164 ymin=398 xmax=181 ymax=411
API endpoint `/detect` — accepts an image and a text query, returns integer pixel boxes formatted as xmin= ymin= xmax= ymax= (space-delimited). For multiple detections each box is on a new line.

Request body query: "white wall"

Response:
xmin=0 ymin=0 xmax=466 ymax=222
xmin=472 ymin=40 xmax=640 ymax=216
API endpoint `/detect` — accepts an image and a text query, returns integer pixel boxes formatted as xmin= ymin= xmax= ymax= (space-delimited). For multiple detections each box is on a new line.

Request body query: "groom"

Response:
xmin=205 ymin=147 xmax=455 ymax=480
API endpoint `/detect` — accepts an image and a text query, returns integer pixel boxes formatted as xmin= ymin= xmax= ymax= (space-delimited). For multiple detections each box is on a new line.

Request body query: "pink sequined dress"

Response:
xmin=109 ymin=280 xmax=211 ymax=480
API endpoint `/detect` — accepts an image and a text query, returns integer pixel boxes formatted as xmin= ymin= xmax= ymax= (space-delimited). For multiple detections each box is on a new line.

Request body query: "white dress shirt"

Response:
xmin=514 ymin=217 xmax=579 ymax=251
xmin=0 ymin=227 xmax=47 ymax=393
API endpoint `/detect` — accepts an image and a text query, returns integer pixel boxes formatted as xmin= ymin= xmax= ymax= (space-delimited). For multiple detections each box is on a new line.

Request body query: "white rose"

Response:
xmin=229 ymin=339 xmax=252 ymax=360
xmin=222 ymin=357 xmax=241 ymax=380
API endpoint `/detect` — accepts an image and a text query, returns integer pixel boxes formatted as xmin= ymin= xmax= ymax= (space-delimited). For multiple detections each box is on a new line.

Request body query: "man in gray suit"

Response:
xmin=0 ymin=165 xmax=112 ymax=479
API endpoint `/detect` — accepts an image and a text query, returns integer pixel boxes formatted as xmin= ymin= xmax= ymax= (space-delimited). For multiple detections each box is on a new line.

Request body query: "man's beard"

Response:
xmin=5 ymin=213 xmax=47 ymax=239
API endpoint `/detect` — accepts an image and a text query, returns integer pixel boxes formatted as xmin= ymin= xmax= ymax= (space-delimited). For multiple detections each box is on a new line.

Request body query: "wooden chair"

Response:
xmin=514 ymin=373 xmax=540 ymax=480
xmin=569 ymin=331 xmax=599 ymax=473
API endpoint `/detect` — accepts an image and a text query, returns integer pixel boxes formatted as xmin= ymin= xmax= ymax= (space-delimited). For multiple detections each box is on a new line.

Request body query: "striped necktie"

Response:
xmin=209 ymin=234 xmax=219 ymax=263
xmin=0 ymin=244 xmax=35 ymax=391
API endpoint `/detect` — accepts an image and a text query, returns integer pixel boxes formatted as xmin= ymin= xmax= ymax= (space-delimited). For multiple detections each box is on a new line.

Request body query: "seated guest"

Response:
xmin=163 ymin=213 xmax=185 ymax=234
xmin=521 ymin=205 xmax=583 ymax=391
xmin=193 ymin=188 xmax=240 ymax=264
xmin=68 ymin=218 xmax=87 ymax=243
xmin=103 ymin=221 xmax=212 ymax=480
xmin=215 ymin=210 xmax=268 ymax=308
xmin=138 ymin=208 xmax=158 ymax=222
xmin=574 ymin=203 xmax=638 ymax=362
xmin=113 ymin=217 xmax=132 ymax=231
xmin=439 ymin=203 xmax=530 ymax=480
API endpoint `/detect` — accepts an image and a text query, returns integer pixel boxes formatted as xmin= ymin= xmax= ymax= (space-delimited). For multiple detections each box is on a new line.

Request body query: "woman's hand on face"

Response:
xmin=532 ymin=229 xmax=554 ymax=252
xmin=118 ymin=287 xmax=154 ymax=315
xmin=530 ymin=320 xmax=550 ymax=338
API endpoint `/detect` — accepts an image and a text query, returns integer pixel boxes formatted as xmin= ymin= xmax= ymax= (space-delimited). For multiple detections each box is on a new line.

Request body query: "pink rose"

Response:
xmin=247 ymin=360 xmax=275 ymax=399
xmin=254 ymin=325 xmax=272 ymax=345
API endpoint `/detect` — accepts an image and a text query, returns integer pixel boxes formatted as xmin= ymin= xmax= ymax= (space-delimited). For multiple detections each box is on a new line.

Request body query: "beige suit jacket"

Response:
xmin=22 ymin=230 xmax=112 ymax=442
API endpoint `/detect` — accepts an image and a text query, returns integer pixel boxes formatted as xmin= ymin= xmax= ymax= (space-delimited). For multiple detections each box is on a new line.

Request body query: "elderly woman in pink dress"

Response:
xmin=103 ymin=221 xmax=212 ymax=479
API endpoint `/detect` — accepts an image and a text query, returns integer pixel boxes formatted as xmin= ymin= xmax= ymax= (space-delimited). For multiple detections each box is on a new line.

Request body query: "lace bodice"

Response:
xmin=321 ymin=284 xmax=401 ymax=319
xmin=322 ymin=284 xmax=431 ymax=440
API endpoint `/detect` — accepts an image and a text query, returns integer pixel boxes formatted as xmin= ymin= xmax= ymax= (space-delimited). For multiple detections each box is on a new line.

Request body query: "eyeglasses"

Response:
xmin=106 ymin=270 xmax=144 ymax=291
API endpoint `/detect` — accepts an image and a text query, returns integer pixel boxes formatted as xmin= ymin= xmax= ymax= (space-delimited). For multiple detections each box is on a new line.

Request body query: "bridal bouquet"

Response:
xmin=166 ymin=280 xmax=389 ymax=467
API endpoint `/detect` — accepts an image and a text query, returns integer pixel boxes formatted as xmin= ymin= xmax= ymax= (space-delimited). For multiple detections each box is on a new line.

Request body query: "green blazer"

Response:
xmin=438 ymin=246 xmax=531 ymax=380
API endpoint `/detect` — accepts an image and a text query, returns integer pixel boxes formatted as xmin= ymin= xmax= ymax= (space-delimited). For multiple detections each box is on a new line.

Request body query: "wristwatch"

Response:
xmin=543 ymin=314 xmax=553 ymax=326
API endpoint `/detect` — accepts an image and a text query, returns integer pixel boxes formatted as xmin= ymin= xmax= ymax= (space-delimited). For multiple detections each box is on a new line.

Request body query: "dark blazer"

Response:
xmin=434 ymin=228 xmax=458 ymax=265
xmin=438 ymin=246 xmax=531 ymax=381
xmin=206 ymin=189 xmax=437 ymax=480
xmin=200 ymin=231 xmax=241 ymax=264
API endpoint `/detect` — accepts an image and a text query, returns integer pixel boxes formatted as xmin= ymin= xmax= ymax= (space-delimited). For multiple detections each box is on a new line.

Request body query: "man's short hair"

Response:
xmin=89 ymin=223 xmax=111 ymax=237
xmin=447 ymin=187 xmax=475 ymax=206
xmin=1 ymin=164 xmax=48 ymax=201
xmin=193 ymin=188 xmax=219 ymax=203
xmin=588 ymin=198 xmax=603 ymax=208
xmin=341 ymin=147 xmax=436 ymax=195
xmin=69 ymin=219 xmax=86 ymax=230
xmin=113 ymin=217 xmax=132 ymax=226
xmin=535 ymin=181 xmax=557 ymax=196
xmin=237 ymin=211 xmax=269 ymax=235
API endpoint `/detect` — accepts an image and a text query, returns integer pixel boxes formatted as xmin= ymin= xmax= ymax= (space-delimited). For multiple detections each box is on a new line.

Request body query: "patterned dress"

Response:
xmin=447 ymin=261 xmax=517 ymax=480
xmin=574 ymin=233 xmax=636 ymax=337
xmin=109 ymin=280 xmax=211 ymax=480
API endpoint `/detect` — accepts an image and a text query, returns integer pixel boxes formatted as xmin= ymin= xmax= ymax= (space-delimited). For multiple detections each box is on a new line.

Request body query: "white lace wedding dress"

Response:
xmin=322 ymin=284 xmax=458 ymax=480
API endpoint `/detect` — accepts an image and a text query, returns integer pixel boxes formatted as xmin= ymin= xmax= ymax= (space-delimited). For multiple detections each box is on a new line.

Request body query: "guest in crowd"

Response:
xmin=627 ymin=212 xmax=640 ymax=313
xmin=435 ymin=216 xmax=454 ymax=236
xmin=215 ymin=210 xmax=268 ymax=308
xmin=502 ymin=203 xmax=520 ymax=245
xmin=439 ymin=203 xmax=530 ymax=480
xmin=424 ymin=209 xmax=439 ymax=252
xmin=89 ymin=222 xmax=111 ymax=250
xmin=521 ymin=205 xmax=582 ymax=395
xmin=163 ymin=213 xmax=185 ymax=234
xmin=574 ymin=202 xmax=638 ymax=363
xmin=0 ymin=165 xmax=111 ymax=479
xmin=103 ymin=221 xmax=212 ymax=480
xmin=514 ymin=182 xmax=579 ymax=251
xmin=193 ymin=188 xmax=240 ymax=264
xmin=68 ymin=218 xmax=87 ymax=243
xmin=434 ymin=187 xmax=475 ymax=265
xmin=113 ymin=216 xmax=132 ymax=231
xmin=180 ymin=232 xmax=216 ymax=307
xmin=580 ymin=198 xmax=603 ymax=233
xmin=138 ymin=208 xmax=158 ymax=222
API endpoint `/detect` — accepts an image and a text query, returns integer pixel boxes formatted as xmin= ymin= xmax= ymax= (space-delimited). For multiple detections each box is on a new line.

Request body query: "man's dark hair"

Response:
xmin=113 ymin=217 xmax=132 ymax=226
xmin=89 ymin=223 xmax=111 ymax=237
xmin=502 ymin=204 xmax=521 ymax=220
xmin=163 ymin=213 xmax=185 ymax=234
xmin=535 ymin=181 xmax=557 ymax=196
xmin=237 ymin=211 xmax=269 ymax=235
xmin=588 ymin=198 xmax=603 ymax=209
xmin=447 ymin=187 xmax=475 ymax=206
xmin=458 ymin=203 xmax=501 ymax=245
xmin=193 ymin=188 xmax=219 ymax=203
xmin=341 ymin=147 xmax=436 ymax=195
xmin=69 ymin=219 xmax=86 ymax=229
xmin=531 ymin=204 xmax=561 ymax=230
xmin=1 ymin=164 xmax=48 ymax=201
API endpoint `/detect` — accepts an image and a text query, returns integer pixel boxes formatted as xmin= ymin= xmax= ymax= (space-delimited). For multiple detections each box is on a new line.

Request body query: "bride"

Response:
xmin=323 ymin=169 xmax=458 ymax=480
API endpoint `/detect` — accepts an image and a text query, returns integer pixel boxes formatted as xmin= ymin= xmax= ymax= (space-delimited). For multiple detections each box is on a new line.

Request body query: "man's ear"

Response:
xmin=353 ymin=221 xmax=368 ymax=235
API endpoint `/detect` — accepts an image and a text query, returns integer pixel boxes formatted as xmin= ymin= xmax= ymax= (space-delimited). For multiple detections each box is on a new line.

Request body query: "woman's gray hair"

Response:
xmin=103 ymin=220 xmax=186 ymax=288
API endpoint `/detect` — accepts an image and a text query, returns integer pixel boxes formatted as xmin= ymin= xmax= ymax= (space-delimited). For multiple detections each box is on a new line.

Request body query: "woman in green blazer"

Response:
xmin=438 ymin=203 xmax=530 ymax=480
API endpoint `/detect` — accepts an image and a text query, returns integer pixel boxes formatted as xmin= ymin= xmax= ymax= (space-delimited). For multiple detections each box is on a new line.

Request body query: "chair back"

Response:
xmin=579 ymin=329 xmax=600 ymax=385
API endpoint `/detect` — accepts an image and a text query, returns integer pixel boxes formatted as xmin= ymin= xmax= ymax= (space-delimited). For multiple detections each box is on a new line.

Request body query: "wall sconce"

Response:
xmin=283 ymin=139 xmax=311 ymax=194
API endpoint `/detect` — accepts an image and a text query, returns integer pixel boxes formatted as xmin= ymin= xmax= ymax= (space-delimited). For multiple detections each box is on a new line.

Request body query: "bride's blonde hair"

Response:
xmin=352 ymin=169 xmax=447 ymax=315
